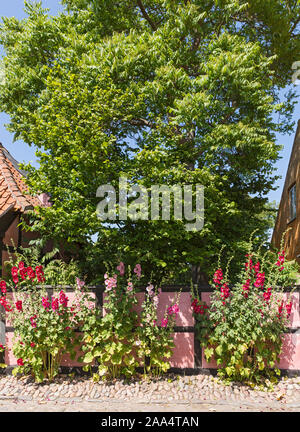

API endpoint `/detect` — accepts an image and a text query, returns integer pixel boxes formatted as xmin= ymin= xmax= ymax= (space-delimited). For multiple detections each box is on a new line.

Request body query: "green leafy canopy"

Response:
xmin=0 ymin=0 xmax=299 ymax=282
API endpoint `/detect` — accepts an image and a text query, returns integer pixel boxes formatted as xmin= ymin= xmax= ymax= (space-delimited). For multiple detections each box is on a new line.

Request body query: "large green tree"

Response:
xmin=0 ymin=0 xmax=299 ymax=283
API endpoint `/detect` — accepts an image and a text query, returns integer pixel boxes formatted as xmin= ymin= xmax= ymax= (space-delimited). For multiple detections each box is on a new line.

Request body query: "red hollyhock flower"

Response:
xmin=19 ymin=268 xmax=27 ymax=280
xmin=254 ymin=262 xmax=260 ymax=274
xmin=254 ymin=272 xmax=265 ymax=288
xmin=245 ymin=254 xmax=253 ymax=271
xmin=15 ymin=300 xmax=23 ymax=311
xmin=18 ymin=262 xmax=25 ymax=270
xmin=0 ymin=297 xmax=12 ymax=312
xmin=263 ymin=287 xmax=272 ymax=303
xmin=0 ymin=281 xmax=6 ymax=294
xmin=242 ymin=278 xmax=251 ymax=298
xmin=220 ymin=283 xmax=230 ymax=300
xmin=26 ymin=267 xmax=36 ymax=280
xmin=191 ymin=298 xmax=209 ymax=315
xmin=17 ymin=358 xmax=24 ymax=366
xmin=213 ymin=269 xmax=223 ymax=285
xmin=275 ymin=250 xmax=285 ymax=270
xmin=11 ymin=266 xmax=18 ymax=276
xmin=286 ymin=301 xmax=292 ymax=317
xmin=36 ymin=265 xmax=45 ymax=283
xmin=277 ymin=300 xmax=284 ymax=318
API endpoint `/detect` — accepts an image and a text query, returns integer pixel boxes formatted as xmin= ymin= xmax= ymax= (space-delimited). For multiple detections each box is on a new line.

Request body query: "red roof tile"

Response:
xmin=0 ymin=143 xmax=43 ymax=218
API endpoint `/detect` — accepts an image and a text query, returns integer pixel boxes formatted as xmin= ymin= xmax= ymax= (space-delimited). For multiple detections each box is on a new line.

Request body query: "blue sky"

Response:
xmin=0 ymin=0 xmax=300 ymax=207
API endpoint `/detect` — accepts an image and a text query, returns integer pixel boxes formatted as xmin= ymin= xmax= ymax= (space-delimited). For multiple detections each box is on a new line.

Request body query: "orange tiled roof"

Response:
xmin=0 ymin=143 xmax=42 ymax=218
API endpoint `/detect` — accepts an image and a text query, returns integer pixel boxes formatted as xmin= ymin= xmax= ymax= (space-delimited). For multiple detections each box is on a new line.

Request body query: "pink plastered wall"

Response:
xmin=170 ymin=332 xmax=194 ymax=368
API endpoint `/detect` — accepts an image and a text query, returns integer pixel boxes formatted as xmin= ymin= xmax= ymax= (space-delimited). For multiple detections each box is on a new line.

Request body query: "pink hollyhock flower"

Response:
xmin=17 ymin=358 xmax=24 ymax=366
xmin=65 ymin=326 xmax=71 ymax=331
xmin=127 ymin=282 xmax=133 ymax=292
xmin=168 ymin=304 xmax=179 ymax=316
xmin=117 ymin=262 xmax=125 ymax=276
xmin=153 ymin=296 xmax=159 ymax=307
xmin=42 ymin=297 xmax=50 ymax=309
xmin=172 ymin=304 xmax=179 ymax=314
xmin=51 ymin=297 xmax=59 ymax=311
xmin=134 ymin=264 xmax=142 ymax=279
xmin=59 ymin=290 xmax=68 ymax=307
xmin=76 ymin=277 xmax=85 ymax=289
xmin=146 ymin=284 xmax=154 ymax=296
xmin=30 ymin=315 xmax=37 ymax=328
xmin=161 ymin=318 xmax=168 ymax=328
xmin=104 ymin=276 xmax=117 ymax=291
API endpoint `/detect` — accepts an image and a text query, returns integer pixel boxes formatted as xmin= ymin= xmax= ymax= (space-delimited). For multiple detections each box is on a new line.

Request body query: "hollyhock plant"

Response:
xmin=79 ymin=264 xmax=141 ymax=380
xmin=136 ymin=284 xmax=180 ymax=377
xmin=0 ymin=261 xmax=95 ymax=383
xmin=192 ymin=236 xmax=298 ymax=387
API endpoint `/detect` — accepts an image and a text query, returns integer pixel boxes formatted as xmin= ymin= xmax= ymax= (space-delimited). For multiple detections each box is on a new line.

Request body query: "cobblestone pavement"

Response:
xmin=0 ymin=373 xmax=299 ymax=412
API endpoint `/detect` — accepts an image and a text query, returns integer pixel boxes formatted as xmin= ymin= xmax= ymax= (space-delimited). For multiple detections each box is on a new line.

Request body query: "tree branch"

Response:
xmin=137 ymin=0 xmax=158 ymax=31
xmin=126 ymin=118 xmax=154 ymax=128
xmin=290 ymin=17 xmax=300 ymax=34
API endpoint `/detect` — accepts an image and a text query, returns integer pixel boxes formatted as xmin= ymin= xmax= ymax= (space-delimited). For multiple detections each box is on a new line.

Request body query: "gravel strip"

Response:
xmin=0 ymin=372 xmax=298 ymax=409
